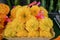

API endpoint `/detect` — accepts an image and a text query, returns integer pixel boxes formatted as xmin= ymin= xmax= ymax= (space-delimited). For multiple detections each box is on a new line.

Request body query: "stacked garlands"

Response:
xmin=0 ymin=1 xmax=55 ymax=40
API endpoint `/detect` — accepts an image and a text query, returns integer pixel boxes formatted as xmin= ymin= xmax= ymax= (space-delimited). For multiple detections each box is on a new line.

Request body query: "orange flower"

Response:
xmin=0 ymin=3 xmax=10 ymax=15
xmin=0 ymin=34 xmax=3 ymax=40
xmin=54 ymin=36 xmax=60 ymax=40
xmin=0 ymin=14 xmax=6 ymax=25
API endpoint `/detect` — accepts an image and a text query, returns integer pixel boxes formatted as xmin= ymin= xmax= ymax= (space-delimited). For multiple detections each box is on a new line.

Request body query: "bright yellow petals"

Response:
xmin=4 ymin=23 xmax=16 ymax=37
xmin=26 ymin=16 xmax=39 ymax=31
xmin=16 ymin=30 xmax=28 ymax=37
xmin=30 ymin=5 xmax=40 ymax=16
xmin=40 ymin=30 xmax=53 ymax=38
xmin=39 ymin=22 xmax=50 ymax=31
xmin=10 ymin=5 xmax=21 ymax=20
xmin=16 ymin=7 xmax=31 ymax=23
xmin=28 ymin=31 xmax=39 ymax=37
xmin=4 ymin=18 xmax=25 ymax=37
xmin=39 ymin=17 xmax=53 ymax=31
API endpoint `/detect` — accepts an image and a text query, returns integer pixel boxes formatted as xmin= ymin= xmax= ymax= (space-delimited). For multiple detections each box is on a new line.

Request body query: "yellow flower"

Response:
xmin=40 ymin=6 xmax=48 ymax=17
xmin=30 ymin=5 xmax=40 ymax=16
xmin=16 ymin=30 xmax=28 ymax=37
xmin=11 ymin=18 xmax=25 ymax=32
xmin=39 ymin=22 xmax=50 ymax=31
xmin=26 ymin=16 xmax=39 ymax=31
xmin=40 ymin=30 xmax=53 ymax=38
xmin=0 ymin=3 xmax=10 ymax=15
xmin=16 ymin=6 xmax=31 ymax=23
xmin=4 ymin=18 xmax=25 ymax=37
xmin=4 ymin=23 xmax=16 ymax=37
xmin=28 ymin=31 xmax=39 ymax=37
xmin=10 ymin=5 xmax=21 ymax=20
xmin=39 ymin=17 xmax=53 ymax=31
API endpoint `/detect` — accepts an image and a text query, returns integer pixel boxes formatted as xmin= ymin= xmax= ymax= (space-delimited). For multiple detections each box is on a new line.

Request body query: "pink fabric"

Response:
xmin=5 ymin=16 xmax=11 ymax=22
xmin=37 ymin=2 xmax=41 ymax=6
xmin=5 ymin=16 xmax=8 ymax=18
xmin=35 ymin=13 xmax=44 ymax=19
xmin=6 ymin=18 xmax=11 ymax=22
xmin=28 ymin=1 xmax=37 ymax=7
xmin=35 ymin=11 xmax=44 ymax=19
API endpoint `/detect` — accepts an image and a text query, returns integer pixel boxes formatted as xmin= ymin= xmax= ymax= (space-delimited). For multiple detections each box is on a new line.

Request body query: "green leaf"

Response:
xmin=58 ymin=0 xmax=60 ymax=10
xmin=27 ymin=0 xmax=30 ymax=4
xmin=41 ymin=0 xmax=46 ymax=8
xmin=7 ymin=0 xmax=12 ymax=9
xmin=49 ymin=0 xmax=53 ymax=12
xmin=15 ymin=0 xmax=20 ymax=6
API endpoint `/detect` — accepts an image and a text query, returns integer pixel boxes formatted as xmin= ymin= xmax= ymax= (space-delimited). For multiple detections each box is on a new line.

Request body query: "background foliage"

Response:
xmin=6 ymin=0 xmax=60 ymax=13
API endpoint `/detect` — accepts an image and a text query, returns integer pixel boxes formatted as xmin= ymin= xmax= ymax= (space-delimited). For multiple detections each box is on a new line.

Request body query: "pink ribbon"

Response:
xmin=28 ymin=1 xmax=37 ymax=7
xmin=37 ymin=2 xmax=41 ymax=6
xmin=35 ymin=13 xmax=44 ymax=19
xmin=35 ymin=10 xmax=44 ymax=19
xmin=6 ymin=18 xmax=11 ymax=22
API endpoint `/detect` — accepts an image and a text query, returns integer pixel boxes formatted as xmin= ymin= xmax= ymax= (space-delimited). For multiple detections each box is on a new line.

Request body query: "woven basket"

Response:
xmin=6 ymin=37 xmax=51 ymax=40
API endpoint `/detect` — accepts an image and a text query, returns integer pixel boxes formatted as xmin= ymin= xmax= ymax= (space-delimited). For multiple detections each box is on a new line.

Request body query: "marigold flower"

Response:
xmin=26 ymin=16 xmax=39 ymax=31
xmin=30 ymin=5 xmax=40 ymax=16
xmin=0 ymin=3 xmax=10 ymax=15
